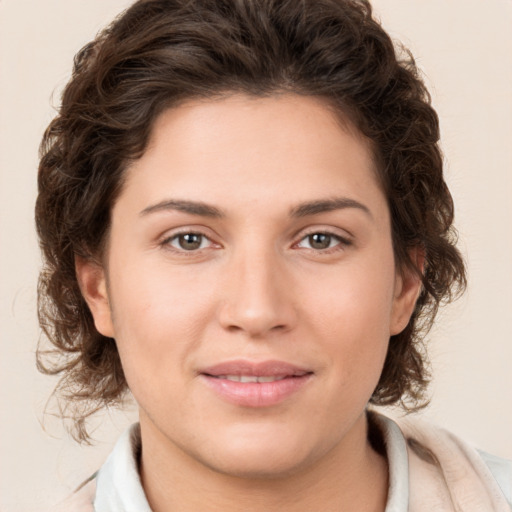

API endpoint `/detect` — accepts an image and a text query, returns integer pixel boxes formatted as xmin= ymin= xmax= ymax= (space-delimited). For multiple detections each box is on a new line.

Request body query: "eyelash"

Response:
xmin=160 ymin=230 xmax=216 ymax=253
xmin=159 ymin=229 xmax=352 ymax=255
xmin=294 ymin=230 xmax=351 ymax=254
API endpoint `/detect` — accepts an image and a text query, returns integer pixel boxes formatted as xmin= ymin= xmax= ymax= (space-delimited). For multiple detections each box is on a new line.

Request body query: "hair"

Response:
xmin=36 ymin=0 xmax=466 ymax=442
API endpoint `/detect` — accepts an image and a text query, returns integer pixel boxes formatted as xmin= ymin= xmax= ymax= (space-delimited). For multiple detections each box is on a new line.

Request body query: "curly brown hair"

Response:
xmin=36 ymin=0 xmax=466 ymax=441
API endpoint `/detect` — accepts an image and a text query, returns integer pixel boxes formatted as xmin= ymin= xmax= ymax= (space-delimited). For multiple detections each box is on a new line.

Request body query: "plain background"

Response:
xmin=1 ymin=0 xmax=511 ymax=510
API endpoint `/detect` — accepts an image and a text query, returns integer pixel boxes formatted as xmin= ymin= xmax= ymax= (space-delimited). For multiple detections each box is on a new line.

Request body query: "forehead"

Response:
xmin=117 ymin=93 xmax=387 ymax=221
xmin=145 ymin=93 xmax=375 ymax=164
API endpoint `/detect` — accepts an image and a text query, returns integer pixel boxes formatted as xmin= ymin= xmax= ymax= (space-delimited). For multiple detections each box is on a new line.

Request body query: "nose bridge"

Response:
xmin=218 ymin=239 xmax=295 ymax=336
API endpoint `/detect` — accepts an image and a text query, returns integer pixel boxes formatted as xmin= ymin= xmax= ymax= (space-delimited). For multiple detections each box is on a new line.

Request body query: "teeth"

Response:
xmin=257 ymin=376 xmax=280 ymax=382
xmin=217 ymin=375 xmax=286 ymax=383
xmin=240 ymin=375 xmax=258 ymax=383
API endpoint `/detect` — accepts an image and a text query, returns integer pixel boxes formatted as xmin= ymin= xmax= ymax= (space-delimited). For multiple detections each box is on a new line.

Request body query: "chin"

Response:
xmin=204 ymin=452 xmax=310 ymax=481
xmin=196 ymin=425 xmax=318 ymax=480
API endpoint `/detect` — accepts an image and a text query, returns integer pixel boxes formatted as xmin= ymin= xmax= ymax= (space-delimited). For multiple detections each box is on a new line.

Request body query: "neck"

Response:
xmin=139 ymin=411 xmax=388 ymax=512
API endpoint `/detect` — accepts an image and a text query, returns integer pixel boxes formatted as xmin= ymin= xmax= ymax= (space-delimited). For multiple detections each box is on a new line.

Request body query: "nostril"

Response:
xmin=226 ymin=324 xmax=243 ymax=333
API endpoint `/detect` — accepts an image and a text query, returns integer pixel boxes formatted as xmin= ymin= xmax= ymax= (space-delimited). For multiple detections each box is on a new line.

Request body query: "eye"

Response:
xmin=167 ymin=232 xmax=211 ymax=251
xmin=296 ymin=232 xmax=346 ymax=251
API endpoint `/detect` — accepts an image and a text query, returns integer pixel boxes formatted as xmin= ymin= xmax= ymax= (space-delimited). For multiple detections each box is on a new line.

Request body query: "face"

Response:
xmin=79 ymin=94 xmax=420 ymax=478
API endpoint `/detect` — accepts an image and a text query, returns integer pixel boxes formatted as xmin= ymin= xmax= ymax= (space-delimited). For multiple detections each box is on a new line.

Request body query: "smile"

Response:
xmin=199 ymin=360 xmax=313 ymax=407
xmin=214 ymin=375 xmax=288 ymax=383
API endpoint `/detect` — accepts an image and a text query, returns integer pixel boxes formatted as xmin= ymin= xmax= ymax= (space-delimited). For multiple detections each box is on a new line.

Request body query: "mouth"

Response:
xmin=199 ymin=360 xmax=314 ymax=407
xmin=211 ymin=375 xmax=290 ymax=383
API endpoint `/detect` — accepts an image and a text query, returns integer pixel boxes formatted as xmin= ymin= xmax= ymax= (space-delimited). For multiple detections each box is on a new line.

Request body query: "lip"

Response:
xmin=198 ymin=360 xmax=314 ymax=407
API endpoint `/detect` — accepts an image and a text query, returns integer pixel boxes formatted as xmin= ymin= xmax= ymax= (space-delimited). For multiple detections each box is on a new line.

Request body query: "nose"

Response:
xmin=217 ymin=248 xmax=298 ymax=338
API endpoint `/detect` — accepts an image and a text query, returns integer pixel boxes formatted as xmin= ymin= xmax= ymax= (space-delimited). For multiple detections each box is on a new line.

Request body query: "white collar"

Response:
xmin=95 ymin=424 xmax=152 ymax=512
xmin=94 ymin=413 xmax=410 ymax=512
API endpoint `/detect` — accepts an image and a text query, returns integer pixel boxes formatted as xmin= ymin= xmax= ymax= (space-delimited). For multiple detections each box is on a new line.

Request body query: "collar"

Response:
xmin=94 ymin=424 xmax=152 ymax=512
xmin=94 ymin=413 xmax=410 ymax=512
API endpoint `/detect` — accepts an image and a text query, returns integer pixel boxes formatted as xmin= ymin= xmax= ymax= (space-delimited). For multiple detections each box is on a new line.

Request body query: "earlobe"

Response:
xmin=390 ymin=248 xmax=425 ymax=336
xmin=75 ymin=256 xmax=115 ymax=338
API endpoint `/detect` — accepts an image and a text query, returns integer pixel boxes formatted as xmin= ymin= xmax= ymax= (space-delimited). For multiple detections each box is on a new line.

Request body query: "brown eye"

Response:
xmin=169 ymin=233 xmax=207 ymax=251
xmin=308 ymin=233 xmax=333 ymax=250
xmin=296 ymin=232 xmax=347 ymax=251
xmin=180 ymin=233 xmax=202 ymax=250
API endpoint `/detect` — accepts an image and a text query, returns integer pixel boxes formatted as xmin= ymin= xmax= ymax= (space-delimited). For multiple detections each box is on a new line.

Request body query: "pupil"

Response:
xmin=179 ymin=233 xmax=202 ymax=250
xmin=309 ymin=233 xmax=331 ymax=249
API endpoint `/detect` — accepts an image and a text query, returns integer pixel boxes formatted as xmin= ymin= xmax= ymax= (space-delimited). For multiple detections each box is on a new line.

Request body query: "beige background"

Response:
xmin=1 ymin=0 xmax=511 ymax=510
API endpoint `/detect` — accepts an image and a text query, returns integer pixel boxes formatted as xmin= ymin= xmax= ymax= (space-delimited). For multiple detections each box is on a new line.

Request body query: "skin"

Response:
xmin=77 ymin=94 xmax=422 ymax=512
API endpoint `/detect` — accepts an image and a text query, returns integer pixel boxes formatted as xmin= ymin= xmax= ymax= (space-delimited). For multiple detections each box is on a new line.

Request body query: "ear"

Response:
xmin=390 ymin=247 xmax=425 ymax=336
xmin=75 ymin=256 xmax=115 ymax=338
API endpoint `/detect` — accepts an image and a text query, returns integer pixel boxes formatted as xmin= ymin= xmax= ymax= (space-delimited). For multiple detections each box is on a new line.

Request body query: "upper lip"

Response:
xmin=199 ymin=360 xmax=312 ymax=378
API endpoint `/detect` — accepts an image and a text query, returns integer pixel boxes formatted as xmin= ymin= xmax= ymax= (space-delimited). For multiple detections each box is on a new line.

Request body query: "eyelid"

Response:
xmin=158 ymin=226 xmax=221 ymax=252
xmin=294 ymin=225 xmax=353 ymax=243
xmin=292 ymin=226 xmax=353 ymax=252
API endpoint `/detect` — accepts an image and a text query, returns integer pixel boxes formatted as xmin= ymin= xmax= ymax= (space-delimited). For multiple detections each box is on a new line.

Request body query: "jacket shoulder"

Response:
xmin=53 ymin=474 xmax=96 ymax=512
xmin=479 ymin=449 xmax=512 ymax=506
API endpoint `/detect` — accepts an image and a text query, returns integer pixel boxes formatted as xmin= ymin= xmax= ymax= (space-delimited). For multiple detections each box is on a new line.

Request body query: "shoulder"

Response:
xmin=478 ymin=449 xmax=512 ymax=505
xmin=52 ymin=474 xmax=97 ymax=512
xmin=383 ymin=412 xmax=512 ymax=510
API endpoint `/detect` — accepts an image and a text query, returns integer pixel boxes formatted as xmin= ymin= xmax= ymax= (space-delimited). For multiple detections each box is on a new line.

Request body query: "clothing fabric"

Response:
xmin=54 ymin=412 xmax=512 ymax=511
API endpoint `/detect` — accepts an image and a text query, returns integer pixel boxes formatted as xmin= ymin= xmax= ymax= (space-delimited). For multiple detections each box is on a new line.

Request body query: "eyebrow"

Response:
xmin=290 ymin=197 xmax=372 ymax=218
xmin=140 ymin=199 xmax=224 ymax=218
xmin=139 ymin=196 xmax=372 ymax=219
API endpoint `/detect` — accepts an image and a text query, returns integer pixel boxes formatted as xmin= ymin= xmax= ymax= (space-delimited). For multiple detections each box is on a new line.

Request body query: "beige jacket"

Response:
xmin=55 ymin=413 xmax=512 ymax=511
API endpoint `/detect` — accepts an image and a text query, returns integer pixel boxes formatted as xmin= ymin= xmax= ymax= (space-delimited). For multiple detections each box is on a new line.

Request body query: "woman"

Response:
xmin=35 ymin=0 xmax=511 ymax=510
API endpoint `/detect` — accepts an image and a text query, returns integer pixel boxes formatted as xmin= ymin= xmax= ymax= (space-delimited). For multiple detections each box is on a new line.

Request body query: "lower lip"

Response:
xmin=200 ymin=374 xmax=313 ymax=407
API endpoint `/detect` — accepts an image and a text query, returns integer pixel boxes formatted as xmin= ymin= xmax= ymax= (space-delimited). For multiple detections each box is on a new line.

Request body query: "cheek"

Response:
xmin=302 ymin=253 xmax=397 ymax=335
xmin=299 ymin=253 xmax=395 ymax=386
xmin=106 ymin=260 xmax=216 ymax=395
xmin=109 ymin=247 xmax=214 ymax=329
